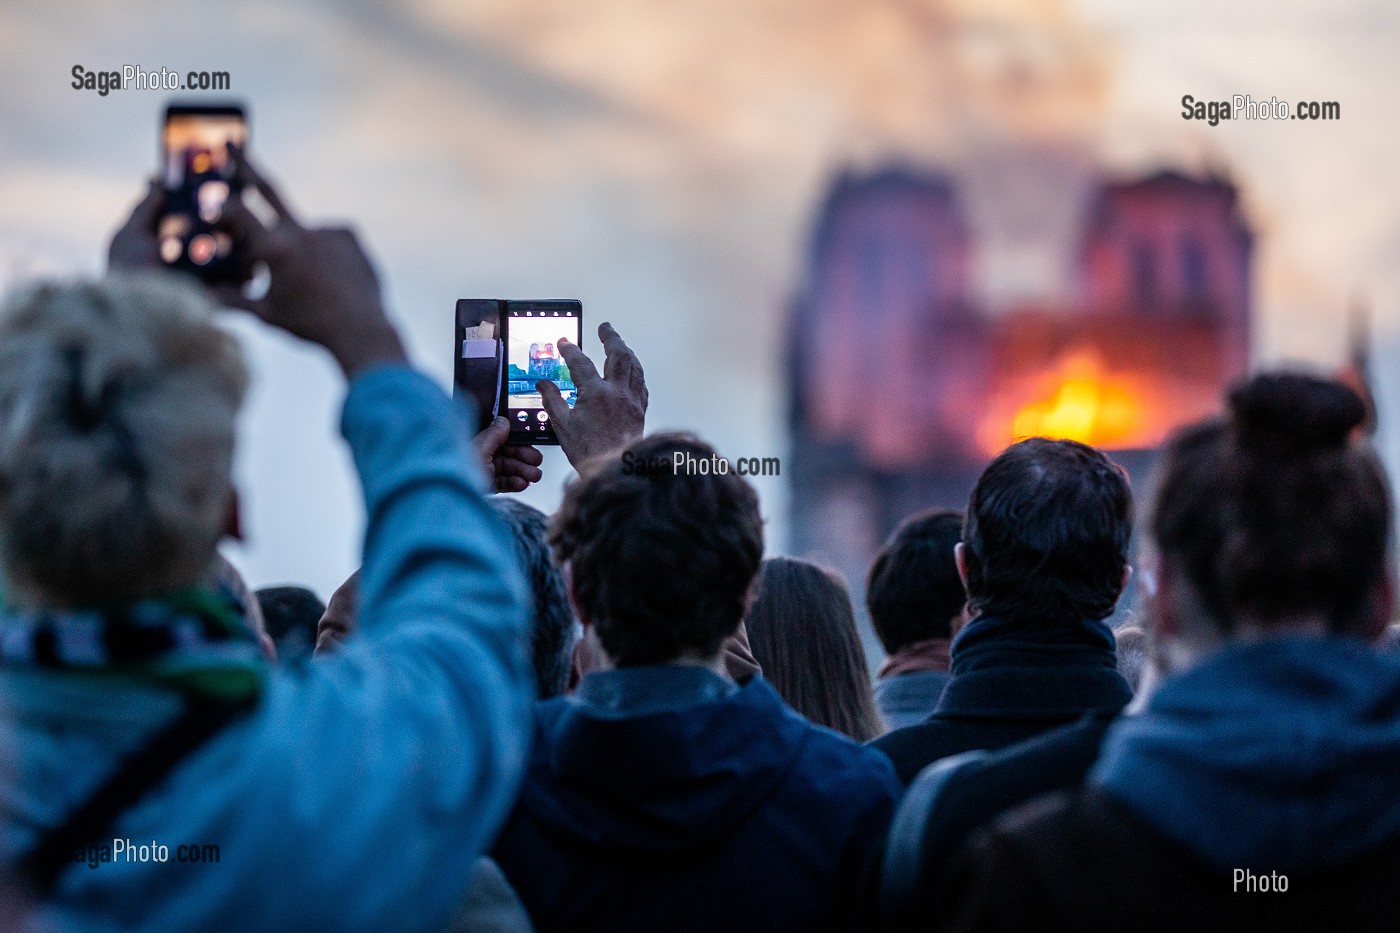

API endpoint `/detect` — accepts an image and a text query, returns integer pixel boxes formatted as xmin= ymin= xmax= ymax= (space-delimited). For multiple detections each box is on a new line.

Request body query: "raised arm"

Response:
xmin=198 ymin=159 xmax=533 ymax=930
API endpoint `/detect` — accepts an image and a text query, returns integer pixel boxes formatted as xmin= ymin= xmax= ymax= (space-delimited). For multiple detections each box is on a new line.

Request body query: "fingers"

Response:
xmin=599 ymin=322 xmax=634 ymax=385
xmin=231 ymin=144 xmax=300 ymax=228
xmin=217 ymin=197 xmax=276 ymax=262
xmin=474 ymin=416 xmax=512 ymax=460
xmin=123 ymin=179 xmax=166 ymax=232
xmin=495 ymin=451 xmax=544 ymax=488
xmin=630 ymin=358 xmax=649 ymax=408
xmin=538 ymin=380 xmax=572 ymax=429
xmin=556 ymin=337 xmax=601 ymax=389
xmin=501 ymin=444 xmax=544 ymax=467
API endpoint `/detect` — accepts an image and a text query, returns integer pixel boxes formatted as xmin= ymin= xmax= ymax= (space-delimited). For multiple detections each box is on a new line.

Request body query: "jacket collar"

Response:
xmin=934 ymin=614 xmax=1131 ymax=721
xmin=574 ymin=665 xmax=737 ymax=719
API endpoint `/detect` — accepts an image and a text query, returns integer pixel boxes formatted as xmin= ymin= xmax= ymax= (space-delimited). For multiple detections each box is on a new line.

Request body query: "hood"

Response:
xmin=520 ymin=671 xmax=810 ymax=853
xmin=1093 ymin=637 xmax=1400 ymax=873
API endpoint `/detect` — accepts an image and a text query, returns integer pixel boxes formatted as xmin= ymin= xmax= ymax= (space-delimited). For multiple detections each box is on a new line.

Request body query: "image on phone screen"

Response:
xmin=159 ymin=104 xmax=247 ymax=280
xmin=505 ymin=306 xmax=581 ymax=439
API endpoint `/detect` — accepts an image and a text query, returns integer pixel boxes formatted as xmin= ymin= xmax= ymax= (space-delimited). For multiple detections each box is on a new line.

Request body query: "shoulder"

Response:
xmin=940 ymin=789 xmax=1090 ymax=932
xmin=869 ymin=718 xmax=969 ymax=783
xmin=944 ymin=787 xmax=1167 ymax=930
xmin=784 ymin=719 xmax=904 ymax=810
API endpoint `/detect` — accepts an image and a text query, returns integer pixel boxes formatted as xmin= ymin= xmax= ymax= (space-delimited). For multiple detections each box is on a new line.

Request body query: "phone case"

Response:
xmin=453 ymin=299 xmax=504 ymax=434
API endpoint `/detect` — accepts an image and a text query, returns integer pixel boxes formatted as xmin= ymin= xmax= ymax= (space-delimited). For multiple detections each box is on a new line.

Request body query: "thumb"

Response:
xmin=125 ymin=178 xmax=166 ymax=231
xmin=474 ymin=415 xmax=512 ymax=458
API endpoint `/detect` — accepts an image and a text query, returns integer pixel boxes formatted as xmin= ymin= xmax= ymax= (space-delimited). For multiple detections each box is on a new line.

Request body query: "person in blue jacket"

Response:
xmin=0 ymin=159 xmax=536 ymax=932
xmin=492 ymin=431 xmax=904 ymax=933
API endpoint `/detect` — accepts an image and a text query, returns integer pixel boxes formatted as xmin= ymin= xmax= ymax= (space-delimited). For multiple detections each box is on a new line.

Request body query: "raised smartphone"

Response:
xmin=501 ymin=300 xmax=582 ymax=446
xmin=158 ymin=102 xmax=247 ymax=283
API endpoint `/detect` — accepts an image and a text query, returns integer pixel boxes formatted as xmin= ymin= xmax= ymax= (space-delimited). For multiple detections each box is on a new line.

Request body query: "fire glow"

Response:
xmin=979 ymin=348 xmax=1175 ymax=454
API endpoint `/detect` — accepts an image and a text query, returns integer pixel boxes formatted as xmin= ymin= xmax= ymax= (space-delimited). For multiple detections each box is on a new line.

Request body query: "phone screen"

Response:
xmin=159 ymin=104 xmax=247 ymax=281
xmin=505 ymin=303 xmax=581 ymax=442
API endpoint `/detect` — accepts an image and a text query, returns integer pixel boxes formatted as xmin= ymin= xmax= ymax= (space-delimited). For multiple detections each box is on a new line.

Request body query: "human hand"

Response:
xmin=315 ymin=569 xmax=360 ymax=655
xmin=212 ymin=151 xmax=407 ymax=379
xmin=539 ymin=322 xmax=647 ymax=470
xmin=107 ymin=180 xmax=166 ymax=272
xmin=474 ymin=416 xmax=545 ymax=493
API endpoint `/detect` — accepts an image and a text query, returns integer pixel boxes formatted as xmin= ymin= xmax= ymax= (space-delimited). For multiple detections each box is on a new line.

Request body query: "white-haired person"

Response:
xmin=0 ymin=159 xmax=546 ymax=931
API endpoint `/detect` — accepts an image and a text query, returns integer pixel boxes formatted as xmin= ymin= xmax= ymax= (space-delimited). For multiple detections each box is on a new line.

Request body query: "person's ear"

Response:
xmin=224 ymin=489 xmax=244 ymax=542
xmin=563 ymin=562 xmax=590 ymax=631
xmin=740 ymin=574 xmax=760 ymax=618
xmin=1364 ymin=568 xmax=1396 ymax=644
xmin=1143 ymin=555 xmax=1179 ymax=641
xmin=954 ymin=542 xmax=969 ymax=594
xmin=1120 ymin=563 xmax=1133 ymax=595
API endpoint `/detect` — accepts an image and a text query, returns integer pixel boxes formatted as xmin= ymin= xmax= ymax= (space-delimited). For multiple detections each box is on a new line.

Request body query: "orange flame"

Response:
xmin=979 ymin=349 xmax=1170 ymax=454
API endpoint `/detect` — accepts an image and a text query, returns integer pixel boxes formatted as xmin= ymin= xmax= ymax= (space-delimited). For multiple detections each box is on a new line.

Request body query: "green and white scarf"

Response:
xmin=0 ymin=586 xmax=267 ymax=702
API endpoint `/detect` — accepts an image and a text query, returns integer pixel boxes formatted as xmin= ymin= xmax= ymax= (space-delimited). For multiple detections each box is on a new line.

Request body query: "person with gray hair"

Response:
xmin=488 ymin=497 xmax=576 ymax=700
xmin=0 ymin=157 xmax=535 ymax=931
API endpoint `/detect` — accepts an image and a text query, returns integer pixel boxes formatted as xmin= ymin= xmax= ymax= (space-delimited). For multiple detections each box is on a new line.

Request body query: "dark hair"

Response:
xmin=745 ymin=557 xmax=884 ymax=741
xmin=549 ymin=432 xmax=763 ymax=667
xmin=1152 ymin=372 xmax=1390 ymax=636
xmin=255 ymin=585 xmax=325 ymax=665
xmin=490 ymin=496 xmax=574 ymax=698
xmin=867 ymin=509 xmax=965 ymax=654
xmin=963 ymin=437 xmax=1132 ymax=623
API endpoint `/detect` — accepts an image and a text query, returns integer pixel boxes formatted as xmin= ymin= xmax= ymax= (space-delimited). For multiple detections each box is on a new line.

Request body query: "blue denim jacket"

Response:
xmin=1 ymin=367 xmax=533 ymax=932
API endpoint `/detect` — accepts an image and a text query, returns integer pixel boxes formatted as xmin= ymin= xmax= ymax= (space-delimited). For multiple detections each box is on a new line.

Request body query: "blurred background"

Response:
xmin=1 ymin=1 xmax=1398 ymax=650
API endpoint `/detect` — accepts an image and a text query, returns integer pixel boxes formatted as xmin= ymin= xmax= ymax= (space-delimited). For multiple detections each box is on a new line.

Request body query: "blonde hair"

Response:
xmin=0 ymin=274 xmax=247 ymax=607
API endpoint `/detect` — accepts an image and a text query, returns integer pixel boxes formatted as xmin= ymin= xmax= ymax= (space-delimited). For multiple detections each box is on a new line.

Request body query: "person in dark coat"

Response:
xmin=492 ymin=432 xmax=902 ymax=933
xmin=946 ymin=372 xmax=1400 ymax=932
xmin=867 ymin=509 xmax=967 ymax=731
xmin=870 ymin=437 xmax=1133 ymax=783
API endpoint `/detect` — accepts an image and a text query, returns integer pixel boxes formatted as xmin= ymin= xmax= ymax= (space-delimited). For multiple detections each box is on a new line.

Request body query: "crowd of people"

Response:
xmin=0 ymin=155 xmax=1398 ymax=931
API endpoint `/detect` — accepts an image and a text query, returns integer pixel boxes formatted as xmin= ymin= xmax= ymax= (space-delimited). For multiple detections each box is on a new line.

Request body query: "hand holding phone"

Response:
xmin=540 ymin=322 xmax=649 ymax=469
xmin=212 ymin=155 xmax=407 ymax=379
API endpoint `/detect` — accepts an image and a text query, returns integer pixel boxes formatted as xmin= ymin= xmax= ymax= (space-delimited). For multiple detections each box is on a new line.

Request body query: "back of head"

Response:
xmin=746 ymin=556 xmax=884 ymax=741
xmin=549 ymin=432 xmax=763 ymax=667
xmin=489 ymin=496 xmax=574 ymax=698
xmin=255 ymin=585 xmax=325 ymax=664
xmin=963 ymin=437 xmax=1132 ymax=624
xmin=1152 ymin=371 xmax=1390 ymax=636
xmin=0 ymin=275 xmax=246 ymax=607
xmin=866 ymin=509 xmax=965 ymax=655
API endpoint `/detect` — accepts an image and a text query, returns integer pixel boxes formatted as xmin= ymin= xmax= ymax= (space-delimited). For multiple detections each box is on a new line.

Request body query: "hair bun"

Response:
xmin=1228 ymin=372 xmax=1365 ymax=452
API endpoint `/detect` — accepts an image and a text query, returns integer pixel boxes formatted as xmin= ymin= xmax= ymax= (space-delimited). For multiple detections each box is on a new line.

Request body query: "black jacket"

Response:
xmin=870 ymin=615 xmax=1131 ymax=783
xmin=945 ymin=787 xmax=1400 ymax=933
xmin=946 ymin=638 xmax=1400 ymax=932
xmin=879 ymin=710 xmax=1117 ymax=930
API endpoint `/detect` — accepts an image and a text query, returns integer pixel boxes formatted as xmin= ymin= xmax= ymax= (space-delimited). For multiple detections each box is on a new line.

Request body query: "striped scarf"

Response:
xmin=0 ymin=587 xmax=267 ymax=702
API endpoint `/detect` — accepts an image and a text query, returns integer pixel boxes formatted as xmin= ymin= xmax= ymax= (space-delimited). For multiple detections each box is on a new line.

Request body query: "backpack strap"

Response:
xmin=19 ymin=696 xmax=253 ymax=896
xmin=879 ymin=749 xmax=989 ymax=930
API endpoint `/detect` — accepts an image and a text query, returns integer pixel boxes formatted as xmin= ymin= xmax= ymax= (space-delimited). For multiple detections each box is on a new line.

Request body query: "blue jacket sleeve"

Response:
xmin=36 ymin=367 xmax=534 ymax=933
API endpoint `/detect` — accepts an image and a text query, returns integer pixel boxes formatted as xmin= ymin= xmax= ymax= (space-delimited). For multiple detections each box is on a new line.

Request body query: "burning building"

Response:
xmin=787 ymin=166 xmax=1253 ymax=611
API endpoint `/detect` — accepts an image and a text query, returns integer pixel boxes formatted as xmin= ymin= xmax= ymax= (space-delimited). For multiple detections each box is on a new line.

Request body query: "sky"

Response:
xmin=0 ymin=0 xmax=1397 ymax=598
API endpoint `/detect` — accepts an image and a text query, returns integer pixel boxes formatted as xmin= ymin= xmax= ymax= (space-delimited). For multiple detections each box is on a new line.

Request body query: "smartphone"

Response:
xmin=158 ymin=102 xmax=248 ymax=283
xmin=502 ymin=300 xmax=583 ymax=445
